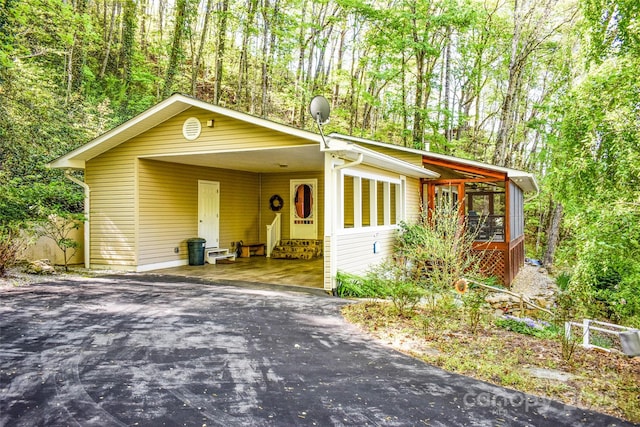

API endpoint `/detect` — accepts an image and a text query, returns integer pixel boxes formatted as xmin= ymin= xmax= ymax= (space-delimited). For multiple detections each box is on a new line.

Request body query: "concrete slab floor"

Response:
xmin=150 ymin=255 xmax=325 ymax=290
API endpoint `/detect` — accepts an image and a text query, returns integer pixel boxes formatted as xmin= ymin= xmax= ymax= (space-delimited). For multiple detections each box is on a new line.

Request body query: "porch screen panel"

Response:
xmin=509 ymin=182 xmax=524 ymax=240
xmin=465 ymin=182 xmax=505 ymax=242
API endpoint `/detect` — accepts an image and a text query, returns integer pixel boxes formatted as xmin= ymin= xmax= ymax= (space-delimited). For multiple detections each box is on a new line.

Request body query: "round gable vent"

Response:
xmin=182 ymin=117 xmax=201 ymax=140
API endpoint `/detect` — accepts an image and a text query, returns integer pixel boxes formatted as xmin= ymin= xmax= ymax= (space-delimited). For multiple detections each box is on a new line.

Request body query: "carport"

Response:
xmin=150 ymin=256 xmax=325 ymax=290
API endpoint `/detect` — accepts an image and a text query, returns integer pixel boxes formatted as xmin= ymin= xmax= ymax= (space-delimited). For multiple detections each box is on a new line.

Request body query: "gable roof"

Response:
xmin=47 ymin=94 xmax=438 ymax=179
xmin=330 ymin=133 xmax=539 ymax=193
xmin=48 ymin=93 xmax=325 ymax=169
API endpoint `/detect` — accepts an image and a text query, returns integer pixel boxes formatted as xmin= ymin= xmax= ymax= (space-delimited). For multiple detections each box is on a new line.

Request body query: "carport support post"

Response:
xmin=64 ymin=170 xmax=90 ymax=269
xmin=325 ymin=154 xmax=340 ymax=292
xmin=326 ymin=153 xmax=364 ymax=292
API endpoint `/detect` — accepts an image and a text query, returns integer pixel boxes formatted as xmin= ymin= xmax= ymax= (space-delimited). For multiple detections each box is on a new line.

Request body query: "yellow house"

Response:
xmin=48 ymin=94 xmax=442 ymax=292
xmin=50 ymin=94 xmax=538 ymax=290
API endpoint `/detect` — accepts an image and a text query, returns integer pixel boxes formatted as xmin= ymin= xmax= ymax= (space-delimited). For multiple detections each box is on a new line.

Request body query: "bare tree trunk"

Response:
xmin=163 ymin=0 xmax=189 ymax=98
xmin=236 ymin=0 xmax=258 ymax=109
xmin=443 ymin=26 xmax=452 ymax=144
xmin=412 ymin=50 xmax=425 ymax=147
xmin=140 ymin=0 xmax=148 ymax=55
xmin=260 ymin=0 xmax=277 ymax=117
xmin=543 ymin=201 xmax=563 ymax=269
xmin=213 ymin=0 xmax=229 ymax=105
xmin=192 ymin=0 xmax=214 ymax=96
xmin=332 ymin=27 xmax=346 ymax=109
xmin=66 ymin=0 xmax=87 ymax=101
xmin=158 ymin=0 xmax=167 ymax=43
xmin=99 ymin=1 xmax=117 ymax=78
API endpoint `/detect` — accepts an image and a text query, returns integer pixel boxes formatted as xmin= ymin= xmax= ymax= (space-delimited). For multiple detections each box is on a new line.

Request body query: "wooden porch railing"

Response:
xmin=266 ymin=213 xmax=281 ymax=258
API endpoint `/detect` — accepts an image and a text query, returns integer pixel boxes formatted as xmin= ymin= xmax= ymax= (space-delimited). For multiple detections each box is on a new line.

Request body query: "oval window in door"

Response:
xmin=294 ymin=184 xmax=313 ymax=219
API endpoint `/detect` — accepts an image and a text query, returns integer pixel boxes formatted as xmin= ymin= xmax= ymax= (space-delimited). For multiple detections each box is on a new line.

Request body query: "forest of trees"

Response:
xmin=1 ymin=0 xmax=638 ymax=325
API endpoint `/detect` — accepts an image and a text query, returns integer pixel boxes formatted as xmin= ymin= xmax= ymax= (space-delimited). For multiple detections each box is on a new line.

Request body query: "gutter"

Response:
xmin=333 ymin=152 xmax=364 ymax=171
xmin=64 ymin=170 xmax=90 ymax=269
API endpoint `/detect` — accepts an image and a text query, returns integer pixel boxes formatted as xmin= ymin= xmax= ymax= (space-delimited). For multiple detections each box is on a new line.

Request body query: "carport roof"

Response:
xmin=48 ymin=94 xmax=325 ymax=170
xmin=47 ymin=94 xmax=439 ymax=179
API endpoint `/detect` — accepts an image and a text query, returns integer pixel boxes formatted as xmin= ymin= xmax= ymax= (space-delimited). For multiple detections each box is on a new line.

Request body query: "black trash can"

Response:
xmin=186 ymin=238 xmax=206 ymax=265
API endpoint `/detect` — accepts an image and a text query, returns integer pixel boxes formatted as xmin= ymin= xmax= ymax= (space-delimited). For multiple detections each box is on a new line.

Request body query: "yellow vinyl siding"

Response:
xmin=86 ymin=106 xmax=320 ymax=269
xmin=324 ymin=237 xmax=332 ymax=290
xmin=120 ymin=108 xmax=311 ymax=157
xmin=259 ymin=171 xmax=324 ymax=240
xmin=138 ymin=159 xmax=259 ymax=266
xmin=86 ymin=153 xmax=136 ymax=268
xmin=405 ymin=176 xmax=422 ymax=223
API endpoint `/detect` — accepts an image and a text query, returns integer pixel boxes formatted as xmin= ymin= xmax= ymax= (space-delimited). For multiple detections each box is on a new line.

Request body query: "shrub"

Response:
xmin=368 ymin=259 xmax=423 ymax=316
xmin=337 ymin=260 xmax=424 ymax=316
xmin=495 ymin=315 xmax=560 ymax=339
xmin=37 ymin=213 xmax=83 ymax=271
xmin=0 ymin=226 xmax=29 ymax=277
xmin=462 ymin=288 xmax=489 ymax=334
xmin=396 ymin=205 xmax=486 ymax=299
xmin=555 ymin=272 xmax=571 ymax=292
xmin=336 ymin=271 xmax=388 ymax=298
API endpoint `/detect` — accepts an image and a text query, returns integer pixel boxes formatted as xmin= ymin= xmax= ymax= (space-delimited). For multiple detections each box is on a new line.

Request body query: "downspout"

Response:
xmin=64 ymin=170 xmax=90 ymax=269
xmin=524 ymin=188 xmax=540 ymax=204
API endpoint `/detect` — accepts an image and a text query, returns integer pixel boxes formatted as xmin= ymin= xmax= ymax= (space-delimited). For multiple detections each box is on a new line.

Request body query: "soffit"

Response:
xmin=140 ymin=145 xmax=324 ymax=173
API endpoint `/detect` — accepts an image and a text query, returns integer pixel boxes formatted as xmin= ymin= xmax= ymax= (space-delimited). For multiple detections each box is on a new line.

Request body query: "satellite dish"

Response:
xmin=309 ymin=95 xmax=330 ymax=125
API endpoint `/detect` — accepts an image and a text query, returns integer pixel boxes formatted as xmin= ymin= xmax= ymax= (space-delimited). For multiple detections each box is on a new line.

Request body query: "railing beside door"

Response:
xmin=266 ymin=213 xmax=281 ymax=257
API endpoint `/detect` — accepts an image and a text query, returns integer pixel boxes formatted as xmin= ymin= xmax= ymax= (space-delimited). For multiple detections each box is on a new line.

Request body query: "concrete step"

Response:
xmin=205 ymin=247 xmax=236 ymax=264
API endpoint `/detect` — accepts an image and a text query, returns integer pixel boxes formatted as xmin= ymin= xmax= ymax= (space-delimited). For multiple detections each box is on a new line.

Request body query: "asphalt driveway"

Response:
xmin=0 ymin=276 xmax=633 ymax=427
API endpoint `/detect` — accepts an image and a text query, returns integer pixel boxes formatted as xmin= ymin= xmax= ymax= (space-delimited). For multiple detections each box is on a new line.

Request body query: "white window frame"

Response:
xmin=340 ymin=170 xmax=404 ymax=234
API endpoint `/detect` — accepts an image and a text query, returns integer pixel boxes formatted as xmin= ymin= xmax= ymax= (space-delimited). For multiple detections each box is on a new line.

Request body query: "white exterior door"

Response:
xmin=290 ymin=179 xmax=317 ymax=239
xmin=198 ymin=180 xmax=220 ymax=248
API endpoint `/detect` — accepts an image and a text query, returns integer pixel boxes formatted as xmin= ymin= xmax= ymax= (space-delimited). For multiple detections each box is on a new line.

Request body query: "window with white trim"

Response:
xmin=342 ymin=171 xmax=402 ymax=230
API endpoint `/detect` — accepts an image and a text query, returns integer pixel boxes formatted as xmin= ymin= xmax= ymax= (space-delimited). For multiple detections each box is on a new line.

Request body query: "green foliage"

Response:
xmin=552 ymin=290 xmax=581 ymax=362
xmin=38 ymin=213 xmax=83 ymax=271
xmin=1 ymin=174 xmax=84 ymax=224
xmin=462 ymin=288 xmax=488 ymax=334
xmin=0 ymin=225 xmax=30 ymax=277
xmin=582 ymin=0 xmax=640 ymax=62
xmin=549 ymin=53 xmax=640 ymax=327
xmin=335 ymin=270 xmax=386 ymax=298
xmin=337 ymin=261 xmax=424 ymax=316
xmin=495 ymin=315 xmax=560 ymax=339
xmin=368 ymin=259 xmax=424 ymax=316
xmin=1 ymin=171 xmax=84 ymax=275
xmin=338 ymin=204 xmax=486 ymax=318
xmin=555 ymin=272 xmax=571 ymax=292
xmin=396 ymin=205 xmax=485 ymax=299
